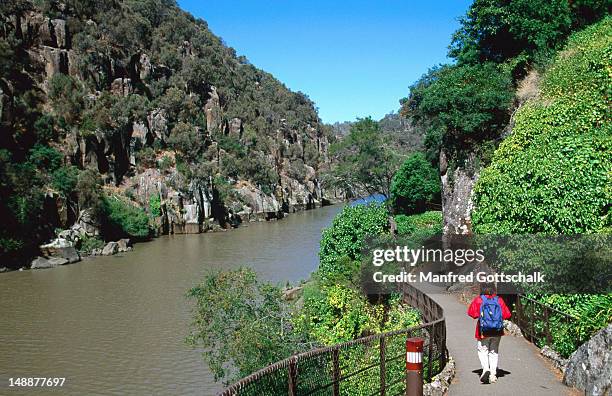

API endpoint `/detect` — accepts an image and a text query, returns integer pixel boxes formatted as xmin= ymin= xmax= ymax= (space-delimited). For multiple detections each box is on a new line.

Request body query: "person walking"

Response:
xmin=467 ymin=283 xmax=512 ymax=384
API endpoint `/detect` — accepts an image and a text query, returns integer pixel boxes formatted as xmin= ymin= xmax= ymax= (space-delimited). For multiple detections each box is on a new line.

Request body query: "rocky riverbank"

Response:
xmin=13 ymin=198 xmax=342 ymax=272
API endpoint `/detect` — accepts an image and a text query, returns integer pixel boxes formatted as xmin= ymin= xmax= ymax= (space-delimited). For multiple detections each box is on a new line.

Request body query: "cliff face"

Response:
xmin=439 ymin=149 xmax=478 ymax=235
xmin=0 ymin=0 xmax=336 ymax=260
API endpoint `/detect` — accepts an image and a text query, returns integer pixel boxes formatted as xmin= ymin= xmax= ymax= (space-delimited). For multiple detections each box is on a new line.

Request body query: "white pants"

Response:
xmin=477 ymin=336 xmax=501 ymax=374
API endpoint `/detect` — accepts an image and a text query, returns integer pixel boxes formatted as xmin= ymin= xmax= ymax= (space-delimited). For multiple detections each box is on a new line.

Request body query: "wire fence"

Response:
xmin=218 ymin=283 xmax=447 ymax=396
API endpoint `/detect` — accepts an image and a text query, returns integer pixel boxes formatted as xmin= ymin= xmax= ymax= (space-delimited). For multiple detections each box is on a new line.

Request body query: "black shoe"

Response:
xmin=480 ymin=370 xmax=490 ymax=384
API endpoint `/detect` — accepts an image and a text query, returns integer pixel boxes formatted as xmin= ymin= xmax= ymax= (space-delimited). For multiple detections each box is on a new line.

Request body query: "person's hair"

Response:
xmin=480 ymin=282 xmax=496 ymax=295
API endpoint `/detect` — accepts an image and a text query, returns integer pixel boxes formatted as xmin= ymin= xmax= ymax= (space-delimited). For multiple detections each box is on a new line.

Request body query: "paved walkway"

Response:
xmin=419 ymin=284 xmax=572 ymax=395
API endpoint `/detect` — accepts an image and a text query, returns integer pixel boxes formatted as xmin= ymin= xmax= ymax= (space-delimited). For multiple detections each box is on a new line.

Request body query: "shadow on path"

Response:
xmin=472 ymin=368 xmax=512 ymax=378
xmin=413 ymin=282 xmax=571 ymax=395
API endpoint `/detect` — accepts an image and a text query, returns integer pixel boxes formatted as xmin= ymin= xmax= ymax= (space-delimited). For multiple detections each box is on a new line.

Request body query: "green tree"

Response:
xmin=187 ymin=268 xmax=304 ymax=382
xmin=326 ymin=117 xmax=400 ymax=198
xmin=318 ymin=204 xmax=389 ymax=283
xmin=449 ymin=0 xmax=572 ymax=66
xmin=401 ymin=63 xmax=513 ymax=145
xmin=390 ymin=153 xmax=440 ymax=215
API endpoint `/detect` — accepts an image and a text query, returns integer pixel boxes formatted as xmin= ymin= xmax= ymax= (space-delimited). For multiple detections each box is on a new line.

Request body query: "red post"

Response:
xmin=406 ymin=337 xmax=423 ymax=396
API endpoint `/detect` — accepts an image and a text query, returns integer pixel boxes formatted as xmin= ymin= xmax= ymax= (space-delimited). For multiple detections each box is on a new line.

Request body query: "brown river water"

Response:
xmin=0 ymin=204 xmax=343 ymax=395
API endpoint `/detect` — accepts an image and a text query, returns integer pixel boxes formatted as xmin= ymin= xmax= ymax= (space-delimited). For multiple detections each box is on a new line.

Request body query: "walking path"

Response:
xmin=418 ymin=283 xmax=572 ymax=395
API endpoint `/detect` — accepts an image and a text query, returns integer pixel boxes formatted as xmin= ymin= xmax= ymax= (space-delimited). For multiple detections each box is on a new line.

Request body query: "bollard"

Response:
xmin=406 ymin=337 xmax=424 ymax=396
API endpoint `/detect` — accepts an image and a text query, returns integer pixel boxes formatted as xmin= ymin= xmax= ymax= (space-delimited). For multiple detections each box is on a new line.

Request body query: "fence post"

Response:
xmin=288 ymin=356 xmax=297 ymax=396
xmin=406 ymin=337 xmax=423 ymax=396
xmin=427 ymin=326 xmax=434 ymax=382
xmin=544 ymin=307 xmax=552 ymax=345
xmin=332 ymin=349 xmax=340 ymax=396
xmin=380 ymin=337 xmax=386 ymax=396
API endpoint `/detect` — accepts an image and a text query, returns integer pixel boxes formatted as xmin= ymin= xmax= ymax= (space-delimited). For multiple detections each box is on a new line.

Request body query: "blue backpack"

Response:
xmin=480 ymin=295 xmax=504 ymax=332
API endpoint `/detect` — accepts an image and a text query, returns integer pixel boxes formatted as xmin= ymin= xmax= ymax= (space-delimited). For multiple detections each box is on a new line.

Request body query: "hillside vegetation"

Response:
xmin=473 ymin=18 xmax=611 ymax=234
xmin=0 ymin=0 xmax=335 ymax=266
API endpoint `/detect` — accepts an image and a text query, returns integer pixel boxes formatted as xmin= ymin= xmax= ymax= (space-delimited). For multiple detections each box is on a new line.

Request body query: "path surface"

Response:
xmin=419 ymin=284 xmax=571 ymax=396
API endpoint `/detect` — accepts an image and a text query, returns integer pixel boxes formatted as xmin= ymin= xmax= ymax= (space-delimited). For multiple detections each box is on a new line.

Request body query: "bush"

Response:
xmin=51 ymin=165 xmax=79 ymax=198
xmin=395 ymin=211 xmax=443 ymax=236
xmin=28 ymin=144 xmax=63 ymax=171
xmin=473 ymin=18 xmax=612 ymax=234
xmin=135 ymin=147 xmax=157 ymax=169
xmin=102 ymin=196 xmax=150 ymax=239
xmin=76 ymin=169 xmax=104 ymax=214
xmin=390 ymin=153 xmax=440 ymax=214
xmin=149 ymin=195 xmax=161 ymax=218
xmin=78 ymin=234 xmax=105 ymax=254
xmin=526 ymin=294 xmax=612 ymax=357
xmin=318 ymin=204 xmax=389 ymax=282
xmin=295 ymin=283 xmax=383 ymax=345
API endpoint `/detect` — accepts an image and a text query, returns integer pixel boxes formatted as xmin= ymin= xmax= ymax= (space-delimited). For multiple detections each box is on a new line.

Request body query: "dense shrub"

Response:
xmin=473 ymin=18 xmax=612 ymax=234
xmin=395 ymin=211 xmax=443 ymax=237
xmin=526 ymin=294 xmax=612 ymax=357
xmin=78 ymin=234 xmax=105 ymax=254
xmin=318 ymin=204 xmax=389 ymax=282
xmin=149 ymin=195 xmax=162 ymax=218
xmin=102 ymin=196 xmax=150 ymax=239
xmin=390 ymin=153 xmax=440 ymax=214
xmin=295 ymin=284 xmax=383 ymax=345
xmin=76 ymin=169 xmax=104 ymax=214
xmin=51 ymin=165 xmax=79 ymax=198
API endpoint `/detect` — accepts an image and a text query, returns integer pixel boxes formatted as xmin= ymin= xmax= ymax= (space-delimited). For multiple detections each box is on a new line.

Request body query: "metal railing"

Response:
xmin=513 ymin=294 xmax=584 ymax=350
xmin=218 ymin=283 xmax=447 ymax=396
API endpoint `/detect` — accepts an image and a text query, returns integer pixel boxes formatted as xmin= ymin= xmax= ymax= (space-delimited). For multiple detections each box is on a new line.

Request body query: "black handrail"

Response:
xmin=218 ymin=283 xmax=447 ymax=396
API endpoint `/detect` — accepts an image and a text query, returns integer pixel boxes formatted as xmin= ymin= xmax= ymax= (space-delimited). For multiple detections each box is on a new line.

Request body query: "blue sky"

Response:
xmin=178 ymin=1 xmax=472 ymax=123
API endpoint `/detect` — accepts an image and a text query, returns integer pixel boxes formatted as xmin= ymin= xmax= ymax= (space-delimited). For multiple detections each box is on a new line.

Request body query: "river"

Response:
xmin=0 ymin=205 xmax=343 ymax=395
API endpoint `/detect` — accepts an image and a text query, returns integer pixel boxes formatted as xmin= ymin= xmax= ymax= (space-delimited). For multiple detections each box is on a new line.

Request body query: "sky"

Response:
xmin=177 ymin=1 xmax=472 ymax=124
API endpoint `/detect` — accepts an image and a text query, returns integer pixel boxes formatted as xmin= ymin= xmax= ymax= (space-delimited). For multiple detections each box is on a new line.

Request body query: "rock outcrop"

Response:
xmin=2 ymin=3 xmax=339 ymax=271
xmin=101 ymin=241 xmax=119 ymax=256
xmin=563 ymin=324 xmax=611 ymax=396
xmin=440 ymin=150 xmax=479 ymax=235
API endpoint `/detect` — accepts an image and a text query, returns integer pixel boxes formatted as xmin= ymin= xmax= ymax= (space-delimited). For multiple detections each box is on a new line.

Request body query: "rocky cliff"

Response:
xmin=0 ymin=0 xmax=338 ymax=267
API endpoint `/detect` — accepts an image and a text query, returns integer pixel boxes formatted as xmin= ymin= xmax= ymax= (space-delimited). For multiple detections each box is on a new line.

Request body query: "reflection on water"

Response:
xmin=0 ymin=205 xmax=342 ymax=395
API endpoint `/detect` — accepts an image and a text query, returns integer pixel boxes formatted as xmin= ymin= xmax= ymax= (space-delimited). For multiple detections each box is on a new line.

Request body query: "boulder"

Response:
xmin=136 ymin=53 xmax=152 ymax=81
xmin=30 ymin=256 xmax=67 ymax=269
xmin=563 ymin=324 xmax=611 ymax=395
xmin=49 ymin=257 xmax=69 ymax=266
xmin=58 ymin=229 xmax=81 ymax=243
xmin=39 ymin=237 xmax=73 ymax=257
xmin=204 ymin=86 xmax=223 ymax=133
xmin=101 ymin=241 xmax=119 ymax=256
xmin=58 ymin=246 xmax=80 ymax=263
xmin=117 ymin=238 xmax=131 ymax=252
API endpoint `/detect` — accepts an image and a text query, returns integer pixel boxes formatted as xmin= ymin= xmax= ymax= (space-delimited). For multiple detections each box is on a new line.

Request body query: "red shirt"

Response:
xmin=467 ymin=295 xmax=512 ymax=339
